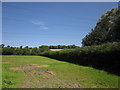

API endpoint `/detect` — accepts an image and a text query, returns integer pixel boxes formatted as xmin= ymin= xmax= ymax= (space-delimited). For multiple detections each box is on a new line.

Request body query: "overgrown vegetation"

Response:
xmin=82 ymin=8 xmax=120 ymax=46
xmin=40 ymin=42 xmax=120 ymax=75
xmin=1 ymin=44 xmax=79 ymax=55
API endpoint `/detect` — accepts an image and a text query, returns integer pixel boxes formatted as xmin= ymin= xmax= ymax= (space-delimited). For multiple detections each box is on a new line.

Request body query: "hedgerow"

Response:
xmin=40 ymin=42 xmax=120 ymax=75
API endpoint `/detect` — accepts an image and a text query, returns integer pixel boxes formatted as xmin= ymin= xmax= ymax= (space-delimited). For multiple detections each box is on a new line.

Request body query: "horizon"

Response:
xmin=2 ymin=2 xmax=118 ymax=47
xmin=2 ymin=44 xmax=80 ymax=48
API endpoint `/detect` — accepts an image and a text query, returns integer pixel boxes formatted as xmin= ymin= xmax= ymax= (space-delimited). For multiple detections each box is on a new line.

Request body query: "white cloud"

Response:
xmin=39 ymin=26 xmax=48 ymax=30
xmin=31 ymin=20 xmax=48 ymax=30
xmin=31 ymin=21 xmax=45 ymax=25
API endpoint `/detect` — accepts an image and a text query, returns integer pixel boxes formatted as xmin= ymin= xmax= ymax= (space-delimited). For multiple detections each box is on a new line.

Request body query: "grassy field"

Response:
xmin=2 ymin=55 xmax=119 ymax=88
xmin=50 ymin=49 xmax=63 ymax=51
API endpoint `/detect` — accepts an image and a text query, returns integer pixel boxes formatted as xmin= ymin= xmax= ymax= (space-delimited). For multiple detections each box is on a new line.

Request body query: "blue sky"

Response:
xmin=2 ymin=2 xmax=118 ymax=47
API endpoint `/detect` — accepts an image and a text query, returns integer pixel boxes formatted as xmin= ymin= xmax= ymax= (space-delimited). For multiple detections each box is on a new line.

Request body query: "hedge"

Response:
xmin=40 ymin=42 xmax=120 ymax=75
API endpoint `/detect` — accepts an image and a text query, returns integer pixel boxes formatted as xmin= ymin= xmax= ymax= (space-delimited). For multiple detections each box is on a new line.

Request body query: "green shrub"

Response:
xmin=40 ymin=42 xmax=120 ymax=75
xmin=2 ymin=47 xmax=14 ymax=55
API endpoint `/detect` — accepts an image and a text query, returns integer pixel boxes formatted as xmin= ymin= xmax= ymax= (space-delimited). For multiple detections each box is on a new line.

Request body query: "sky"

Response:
xmin=2 ymin=2 xmax=118 ymax=47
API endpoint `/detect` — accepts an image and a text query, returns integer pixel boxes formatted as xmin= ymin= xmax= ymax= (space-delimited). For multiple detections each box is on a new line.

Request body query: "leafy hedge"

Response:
xmin=40 ymin=42 xmax=120 ymax=75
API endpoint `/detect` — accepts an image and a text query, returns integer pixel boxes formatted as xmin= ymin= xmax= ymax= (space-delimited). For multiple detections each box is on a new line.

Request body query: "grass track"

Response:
xmin=2 ymin=55 xmax=119 ymax=88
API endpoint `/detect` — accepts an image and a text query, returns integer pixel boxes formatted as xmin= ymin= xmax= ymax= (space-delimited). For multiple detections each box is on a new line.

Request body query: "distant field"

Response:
xmin=2 ymin=55 xmax=119 ymax=88
xmin=50 ymin=49 xmax=63 ymax=51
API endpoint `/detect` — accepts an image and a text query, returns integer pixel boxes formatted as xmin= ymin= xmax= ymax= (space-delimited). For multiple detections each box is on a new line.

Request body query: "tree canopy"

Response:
xmin=82 ymin=8 xmax=120 ymax=46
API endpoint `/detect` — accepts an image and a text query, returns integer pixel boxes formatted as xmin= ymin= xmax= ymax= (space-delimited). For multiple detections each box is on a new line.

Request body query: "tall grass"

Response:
xmin=40 ymin=42 xmax=120 ymax=75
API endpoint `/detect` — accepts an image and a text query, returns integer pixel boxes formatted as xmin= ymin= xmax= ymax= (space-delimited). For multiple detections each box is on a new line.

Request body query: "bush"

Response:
xmin=2 ymin=47 xmax=14 ymax=55
xmin=40 ymin=42 xmax=120 ymax=75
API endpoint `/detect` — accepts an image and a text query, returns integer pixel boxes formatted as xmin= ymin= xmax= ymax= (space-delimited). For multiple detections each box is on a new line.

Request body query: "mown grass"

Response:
xmin=2 ymin=55 xmax=119 ymax=88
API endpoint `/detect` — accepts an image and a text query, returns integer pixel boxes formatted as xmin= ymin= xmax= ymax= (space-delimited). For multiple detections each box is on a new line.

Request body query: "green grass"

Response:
xmin=2 ymin=55 xmax=119 ymax=88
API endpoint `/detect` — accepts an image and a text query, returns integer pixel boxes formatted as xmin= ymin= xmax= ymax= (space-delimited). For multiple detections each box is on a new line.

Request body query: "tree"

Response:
xmin=31 ymin=47 xmax=39 ymax=55
xmin=25 ymin=46 xmax=29 ymax=48
xmin=14 ymin=48 xmax=23 ymax=55
xmin=82 ymin=8 xmax=120 ymax=46
xmin=22 ymin=48 xmax=30 ymax=55
xmin=0 ymin=44 xmax=5 ymax=48
xmin=7 ymin=45 xmax=10 ymax=48
xmin=20 ymin=46 xmax=23 ymax=48
xmin=39 ymin=45 xmax=49 ymax=52
xmin=2 ymin=47 xmax=14 ymax=55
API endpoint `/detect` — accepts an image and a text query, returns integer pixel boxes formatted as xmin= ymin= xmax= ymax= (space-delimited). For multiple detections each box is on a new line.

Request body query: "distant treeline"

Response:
xmin=48 ymin=45 xmax=79 ymax=49
xmin=40 ymin=42 xmax=120 ymax=75
xmin=0 ymin=44 xmax=79 ymax=55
